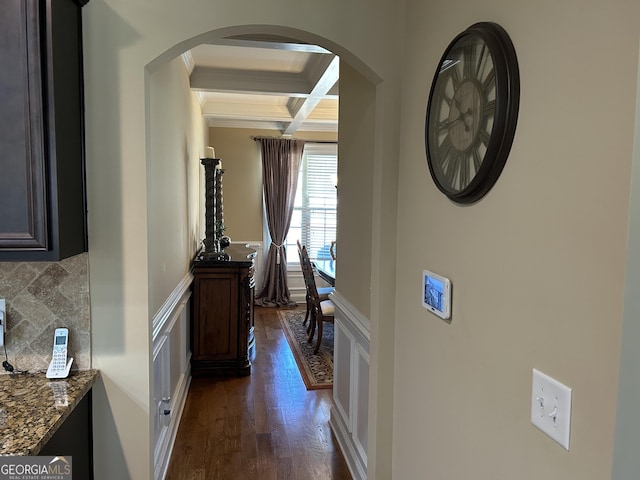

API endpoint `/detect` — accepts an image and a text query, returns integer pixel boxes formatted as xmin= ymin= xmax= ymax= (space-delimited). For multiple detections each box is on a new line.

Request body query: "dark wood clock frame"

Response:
xmin=425 ymin=22 xmax=520 ymax=204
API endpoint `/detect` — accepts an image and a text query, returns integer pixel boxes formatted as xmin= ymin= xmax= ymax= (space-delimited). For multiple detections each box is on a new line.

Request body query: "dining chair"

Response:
xmin=299 ymin=243 xmax=335 ymax=354
xmin=297 ymin=240 xmax=334 ymax=328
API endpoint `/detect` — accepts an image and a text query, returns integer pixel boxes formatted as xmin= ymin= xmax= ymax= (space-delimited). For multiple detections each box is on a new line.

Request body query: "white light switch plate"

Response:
xmin=531 ymin=368 xmax=572 ymax=450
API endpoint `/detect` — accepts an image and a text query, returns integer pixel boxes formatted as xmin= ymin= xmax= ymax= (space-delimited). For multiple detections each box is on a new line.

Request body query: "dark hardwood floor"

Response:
xmin=165 ymin=306 xmax=353 ymax=480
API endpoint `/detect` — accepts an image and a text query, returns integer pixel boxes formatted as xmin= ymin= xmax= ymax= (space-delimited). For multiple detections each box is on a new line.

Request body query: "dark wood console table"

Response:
xmin=191 ymin=244 xmax=256 ymax=376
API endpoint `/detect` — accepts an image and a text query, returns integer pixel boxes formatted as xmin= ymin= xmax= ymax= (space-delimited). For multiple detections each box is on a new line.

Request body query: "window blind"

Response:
xmin=287 ymin=144 xmax=337 ymax=263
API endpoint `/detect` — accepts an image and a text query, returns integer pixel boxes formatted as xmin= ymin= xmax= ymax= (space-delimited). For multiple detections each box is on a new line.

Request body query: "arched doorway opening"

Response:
xmin=145 ymin=25 xmax=385 ymax=480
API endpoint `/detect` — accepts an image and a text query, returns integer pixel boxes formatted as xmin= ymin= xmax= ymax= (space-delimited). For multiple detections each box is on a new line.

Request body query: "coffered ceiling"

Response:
xmin=182 ymin=36 xmax=339 ymax=135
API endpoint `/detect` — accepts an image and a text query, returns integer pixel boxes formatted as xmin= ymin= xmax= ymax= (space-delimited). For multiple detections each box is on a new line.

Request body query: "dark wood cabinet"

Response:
xmin=0 ymin=0 xmax=88 ymax=261
xmin=40 ymin=390 xmax=93 ymax=479
xmin=191 ymin=245 xmax=256 ymax=376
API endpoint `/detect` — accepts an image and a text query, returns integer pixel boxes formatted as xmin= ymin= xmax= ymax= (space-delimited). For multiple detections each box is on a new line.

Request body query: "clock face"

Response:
xmin=425 ymin=22 xmax=519 ymax=204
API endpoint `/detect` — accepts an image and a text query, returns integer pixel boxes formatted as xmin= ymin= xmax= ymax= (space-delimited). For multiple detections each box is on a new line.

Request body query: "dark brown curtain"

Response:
xmin=256 ymin=138 xmax=304 ymax=306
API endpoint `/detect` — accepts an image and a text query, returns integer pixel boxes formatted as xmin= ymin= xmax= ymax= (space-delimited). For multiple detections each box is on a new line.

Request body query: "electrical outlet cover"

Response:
xmin=531 ymin=368 xmax=572 ymax=450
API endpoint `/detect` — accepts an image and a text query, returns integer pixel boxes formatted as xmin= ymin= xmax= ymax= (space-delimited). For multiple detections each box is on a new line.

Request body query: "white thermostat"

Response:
xmin=422 ymin=269 xmax=451 ymax=320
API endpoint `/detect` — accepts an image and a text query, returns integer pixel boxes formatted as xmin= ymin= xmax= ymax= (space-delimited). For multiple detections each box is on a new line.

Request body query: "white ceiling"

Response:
xmin=182 ymin=36 xmax=339 ymax=135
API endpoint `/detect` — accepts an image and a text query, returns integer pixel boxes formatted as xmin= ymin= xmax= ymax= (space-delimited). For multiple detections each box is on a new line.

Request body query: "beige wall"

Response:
xmin=339 ymin=59 xmax=401 ymax=478
xmin=88 ymin=40 xmax=209 ymax=479
xmin=79 ymin=0 xmax=640 ymax=478
xmin=83 ymin=1 xmax=403 ymax=478
xmin=613 ymin=46 xmax=640 ymax=476
xmin=147 ymin=56 xmax=206 ymax=317
xmin=393 ymin=1 xmax=638 ymax=479
xmin=336 ymin=61 xmax=375 ymax=317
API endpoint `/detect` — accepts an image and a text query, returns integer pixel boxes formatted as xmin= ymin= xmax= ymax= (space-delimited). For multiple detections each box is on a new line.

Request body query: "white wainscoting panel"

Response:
xmin=334 ymin=318 xmax=353 ymax=430
xmin=152 ymin=272 xmax=193 ymax=480
xmin=354 ymin=343 xmax=370 ymax=464
xmin=329 ymin=291 xmax=370 ymax=480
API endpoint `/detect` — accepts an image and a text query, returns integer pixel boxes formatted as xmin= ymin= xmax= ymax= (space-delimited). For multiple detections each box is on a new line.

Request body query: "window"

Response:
xmin=286 ymin=143 xmax=337 ymax=264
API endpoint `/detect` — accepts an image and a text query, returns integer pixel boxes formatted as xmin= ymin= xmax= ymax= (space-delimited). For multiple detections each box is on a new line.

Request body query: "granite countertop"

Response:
xmin=0 ymin=369 xmax=100 ymax=456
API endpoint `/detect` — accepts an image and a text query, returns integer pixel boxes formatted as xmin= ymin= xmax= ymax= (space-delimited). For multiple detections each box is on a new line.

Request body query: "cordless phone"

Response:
xmin=46 ymin=328 xmax=73 ymax=379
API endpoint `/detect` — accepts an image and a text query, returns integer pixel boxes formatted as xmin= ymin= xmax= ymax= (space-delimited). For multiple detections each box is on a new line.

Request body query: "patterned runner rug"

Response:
xmin=277 ymin=309 xmax=333 ymax=390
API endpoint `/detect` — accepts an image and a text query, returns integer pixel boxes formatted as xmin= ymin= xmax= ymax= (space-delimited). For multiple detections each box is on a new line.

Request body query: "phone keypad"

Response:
xmin=51 ymin=347 xmax=67 ymax=372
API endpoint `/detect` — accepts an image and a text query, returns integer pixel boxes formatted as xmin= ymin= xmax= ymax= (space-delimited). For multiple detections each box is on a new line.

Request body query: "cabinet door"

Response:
xmin=194 ymin=272 xmax=239 ymax=361
xmin=40 ymin=392 xmax=93 ymax=479
xmin=0 ymin=0 xmax=87 ymax=261
xmin=0 ymin=0 xmax=48 ymax=250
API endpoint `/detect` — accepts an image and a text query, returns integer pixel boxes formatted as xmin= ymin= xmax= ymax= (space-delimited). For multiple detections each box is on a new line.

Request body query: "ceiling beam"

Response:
xmin=189 ymin=39 xmax=339 ymax=134
xmin=283 ymin=56 xmax=339 ymax=135
xmin=206 ymin=37 xmax=332 ymax=54
xmin=190 ymin=67 xmax=314 ymax=96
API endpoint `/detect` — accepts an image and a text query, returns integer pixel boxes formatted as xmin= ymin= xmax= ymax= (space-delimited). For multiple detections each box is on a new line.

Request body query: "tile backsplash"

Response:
xmin=0 ymin=253 xmax=90 ymax=374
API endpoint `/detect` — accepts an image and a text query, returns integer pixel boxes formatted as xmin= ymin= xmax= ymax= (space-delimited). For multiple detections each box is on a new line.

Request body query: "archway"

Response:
xmin=145 ymin=25 xmax=391 ymax=480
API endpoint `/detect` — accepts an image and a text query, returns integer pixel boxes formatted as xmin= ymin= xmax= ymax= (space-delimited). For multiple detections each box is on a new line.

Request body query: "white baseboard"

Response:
xmin=330 ymin=405 xmax=367 ymax=480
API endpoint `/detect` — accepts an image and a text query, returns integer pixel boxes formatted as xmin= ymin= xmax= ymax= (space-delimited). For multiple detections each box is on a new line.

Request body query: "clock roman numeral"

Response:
xmin=483 ymin=99 xmax=496 ymax=118
xmin=478 ymin=128 xmax=491 ymax=145
xmin=437 ymin=135 xmax=453 ymax=160
xmin=437 ymin=119 xmax=451 ymax=132
xmin=482 ymin=68 xmax=496 ymax=95
xmin=443 ymin=95 xmax=454 ymax=110
xmin=475 ymin=44 xmax=488 ymax=79
xmin=441 ymin=151 xmax=477 ymax=191
xmin=459 ymin=153 xmax=469 ymax=187
xmin=472 ymin=146 xmax=483 ymax=172
xmin=448 ymin=65 xmax=461 ymax=90
xmin=463 ymin=44 xmax=474 ymax=79
xmin=444 ymin=152 xmax=461 ymax=185
xmin=433 ymin=74 xmax=456 ymax=110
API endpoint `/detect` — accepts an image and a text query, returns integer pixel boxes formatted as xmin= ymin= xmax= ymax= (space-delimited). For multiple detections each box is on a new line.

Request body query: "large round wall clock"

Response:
xmin=425 ymin=22 xmax=520 ymax=204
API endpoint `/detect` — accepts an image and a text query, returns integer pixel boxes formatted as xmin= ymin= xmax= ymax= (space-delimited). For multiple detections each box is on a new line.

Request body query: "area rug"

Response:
xmin=277 ymin=309 xmax=333 ymax=390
